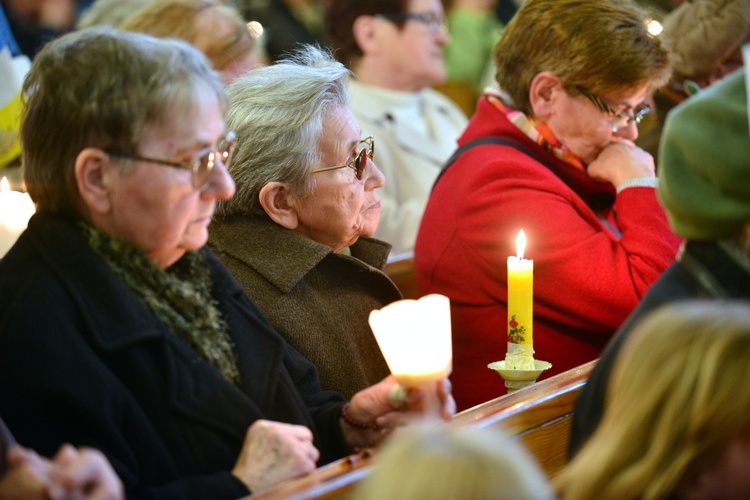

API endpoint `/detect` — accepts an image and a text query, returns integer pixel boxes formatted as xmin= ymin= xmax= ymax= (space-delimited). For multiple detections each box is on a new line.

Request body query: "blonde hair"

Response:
xmin=119 ymin=0 xmax=254 ymax=74
xmin=353 ymin=423 xmax=553 ymax=500
xmin=555 ymin=300 xmax=750 ymax=500
xmin=493 ymin=0 xmax=671 ymax=116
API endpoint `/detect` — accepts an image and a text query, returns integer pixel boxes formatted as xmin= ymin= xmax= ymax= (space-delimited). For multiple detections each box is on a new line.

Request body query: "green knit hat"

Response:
xmin=658 ymin=71 xmax=750 ymax=240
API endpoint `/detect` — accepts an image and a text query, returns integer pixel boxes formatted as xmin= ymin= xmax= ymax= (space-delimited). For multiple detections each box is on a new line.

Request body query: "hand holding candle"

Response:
xmin=0 ymin=177 xmax=35 ymax=258
xmin=505 ymin=230 xmax=535 ymax=370
xmin=369 ymin=294 xmax=452 ymax=419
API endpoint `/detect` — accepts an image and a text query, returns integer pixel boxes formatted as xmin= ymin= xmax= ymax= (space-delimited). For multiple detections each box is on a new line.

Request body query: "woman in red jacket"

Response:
xmin=415 ymin=0 xmax=682 ymax=411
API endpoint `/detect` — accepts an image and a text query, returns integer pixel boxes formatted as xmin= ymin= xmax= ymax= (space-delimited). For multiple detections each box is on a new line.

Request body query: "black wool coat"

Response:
xmin=0 ymin=213 xmax=350 ymax=500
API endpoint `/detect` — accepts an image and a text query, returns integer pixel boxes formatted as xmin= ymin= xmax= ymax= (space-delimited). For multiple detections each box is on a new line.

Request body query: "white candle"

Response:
xmin=0 ymin=177 xmax=35 ymax=257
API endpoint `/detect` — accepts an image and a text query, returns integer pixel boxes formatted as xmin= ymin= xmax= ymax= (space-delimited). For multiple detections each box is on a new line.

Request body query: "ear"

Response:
xmin=529 ymin=71 xmax=563 ymax=120
xmin=259 ymin=182 xmax=299 ymax=230
xmin=352 ymin=15 xmax=380 ymax=56
xmin=75 ymin=148 xmax=115 ymax=216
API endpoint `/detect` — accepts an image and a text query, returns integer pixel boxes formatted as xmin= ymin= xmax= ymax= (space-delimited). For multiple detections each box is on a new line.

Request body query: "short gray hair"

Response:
xmin=215 ymin=44 xmax=351 ymax=217
xmin=22 ymin=26 xmax=225 ymax=216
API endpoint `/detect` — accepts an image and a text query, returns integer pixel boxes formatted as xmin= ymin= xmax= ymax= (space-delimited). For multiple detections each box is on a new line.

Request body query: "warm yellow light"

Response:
xmin=0 ymin=176 xmax=36 ymax=257
xmin=516 ymin=229 xmax=526 ymax=260
xmin=647 ymin=19 xmax=663 ymax=36
xmin=247 ymin=21 xmax=263 ymax=38
xmin=369 ymin=294 xmax=452 ymax=388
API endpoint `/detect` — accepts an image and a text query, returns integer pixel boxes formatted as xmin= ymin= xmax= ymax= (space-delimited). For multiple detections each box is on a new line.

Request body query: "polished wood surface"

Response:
xmin=454 ymin=360 xmax=595 ymax=477
xmin=248 ymin=360 xmax=595 ymax=499
xmin=384 ymin=251 xmax=419 ymax=300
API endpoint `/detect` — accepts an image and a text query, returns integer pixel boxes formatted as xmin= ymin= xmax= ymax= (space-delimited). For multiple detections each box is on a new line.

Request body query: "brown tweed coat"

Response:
xmin=209 ymin=214 xmax=401 ymax=399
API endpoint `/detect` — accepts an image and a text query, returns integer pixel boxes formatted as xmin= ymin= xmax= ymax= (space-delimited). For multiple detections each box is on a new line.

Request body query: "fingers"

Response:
xmin=233 ymin=420 xmax=319 ymax=492
xmin=50 ymin=446 xmax=123 ymax=500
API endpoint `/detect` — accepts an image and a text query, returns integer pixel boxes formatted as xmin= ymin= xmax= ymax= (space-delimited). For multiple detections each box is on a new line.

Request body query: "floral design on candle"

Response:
xmin=505 ymin=230 xmax=535 ymax=370
xmin=508 ymin=315 xmax=526 ymax=344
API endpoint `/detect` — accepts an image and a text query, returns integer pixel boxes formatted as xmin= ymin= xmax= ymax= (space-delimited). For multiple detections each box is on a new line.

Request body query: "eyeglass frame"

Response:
xmin=374 ymin=11 xmax=447 ymax=34
xmin=575 ymin=85 xmax=650 ymax=133
xmin=104 ymin=131 xmax=237 ymax=189
xmin=311 ymin=136 xmax=375 ymax=181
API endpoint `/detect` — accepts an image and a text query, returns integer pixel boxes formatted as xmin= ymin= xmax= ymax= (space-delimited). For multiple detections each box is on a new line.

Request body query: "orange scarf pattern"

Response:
xmin=485 ymin=90 xmax=586 ymax=171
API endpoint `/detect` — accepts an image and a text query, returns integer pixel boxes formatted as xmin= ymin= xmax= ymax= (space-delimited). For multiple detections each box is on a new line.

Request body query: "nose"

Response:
xmin=614 ymin=120 xmax=639 ymax=141
xmin=201 ymin=157 xmax=236 ymax=200
xmin=364 ymin=157 xmax=386 ymax=190
xmin=436 ymin=25 xmax=450 ymax=45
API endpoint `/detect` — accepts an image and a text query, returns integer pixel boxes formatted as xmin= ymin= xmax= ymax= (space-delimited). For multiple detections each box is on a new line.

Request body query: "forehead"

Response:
xmin=142 ymin=83 xmax=225 ymax=148
xmin=600 ymin=84 xmax=650 ymax=110
xmin=319 ymin=107 xmax=360 ymax=154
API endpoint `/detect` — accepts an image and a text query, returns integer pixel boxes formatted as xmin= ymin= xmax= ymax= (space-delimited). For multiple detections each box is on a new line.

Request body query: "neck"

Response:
xmin=352 ymin=60 xmax=424 ymax=92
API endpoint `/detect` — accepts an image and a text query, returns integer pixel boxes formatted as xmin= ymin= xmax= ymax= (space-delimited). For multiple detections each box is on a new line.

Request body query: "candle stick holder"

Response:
xmin=487 ymin=360 xmax=552 ymax=393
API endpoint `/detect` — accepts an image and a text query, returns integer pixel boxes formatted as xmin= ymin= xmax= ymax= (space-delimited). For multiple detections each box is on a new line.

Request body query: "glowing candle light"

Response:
xmin=506 ymin=230 xmax=535 ymax=370
xmin=0 ymin=177 xmax=35 ymax=258
xmin=369 ymin=294 xmax=452 ymax=418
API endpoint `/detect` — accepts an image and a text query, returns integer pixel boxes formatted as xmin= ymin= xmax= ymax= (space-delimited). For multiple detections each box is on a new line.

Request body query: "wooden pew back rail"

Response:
xmin=250 ymin=360 xmax=595 ymax=499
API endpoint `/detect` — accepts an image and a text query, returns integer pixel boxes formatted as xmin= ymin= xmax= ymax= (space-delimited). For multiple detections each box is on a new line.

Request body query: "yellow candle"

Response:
xmin=0 ymin=177 xmax=35 ymax=258
xmin=506 ymin=230 xmax=535 ymax=369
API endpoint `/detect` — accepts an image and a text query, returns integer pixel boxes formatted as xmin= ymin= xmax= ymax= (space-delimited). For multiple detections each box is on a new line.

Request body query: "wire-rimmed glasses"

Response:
xmin=311 ymin=136 xmax=375 ymax=180
xmin=576 ymin=85 xmax=650 ymax=133
xmin=105 ymin=131 xmax=236 ymax=189
xmin=374 ymin=11 xmax=447 ymax=34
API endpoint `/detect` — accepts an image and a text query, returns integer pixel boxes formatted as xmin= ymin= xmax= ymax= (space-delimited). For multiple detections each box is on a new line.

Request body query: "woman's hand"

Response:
xmin=232 ymin=420 xmax=319 ymax=493
xmin=587 ymin=140 xmax=656 ymax=189
xmin=0 ymin=445 xmax=122 ymax=500
xmin=48 ymin=444 xmax=123 ymax=500
xmin=341 ymin=375 xmax=456 ymax=448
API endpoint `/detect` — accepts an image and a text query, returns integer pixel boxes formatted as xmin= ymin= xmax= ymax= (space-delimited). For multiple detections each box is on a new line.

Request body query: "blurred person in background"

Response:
xmin=557 ymin=301 xmax=750 ymax=500
xmin=353 ymin=422 xmax=553 ymax=500
xmin=120 ymin=0 xmax=262 ymax=85
xmin=636 ymin=0 xmax=749 ymax=165
xmin=325 ymin=0 xmax=469 ymax=255
xmin=570 ymin=69 xmax=750 ymax=456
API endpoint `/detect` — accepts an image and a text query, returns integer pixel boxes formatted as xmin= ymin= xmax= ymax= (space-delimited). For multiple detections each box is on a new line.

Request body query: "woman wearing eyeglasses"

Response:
xmin=0 ymin=28 xmax=453 ymax=499
xmin=415 ymin=0 xmax=683 ymax=411
xmin=323 ymin=0 xmax=470 ymax=256
xmin=209 ymin=45 xmax=401 ymax=400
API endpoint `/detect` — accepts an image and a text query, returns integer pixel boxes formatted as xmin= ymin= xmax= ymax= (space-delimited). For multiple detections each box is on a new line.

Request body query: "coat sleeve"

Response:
xmin=454 ymin=151 xmax=681 ymax=333
xmin=282 ymin=343 xmax=352 ymax=464
xmin=0 ymin=279 xmax=250 ymax=500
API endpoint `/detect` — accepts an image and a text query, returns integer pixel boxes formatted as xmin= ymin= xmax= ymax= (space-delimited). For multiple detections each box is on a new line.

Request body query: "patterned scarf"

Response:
xmin=79 ymin=222 xmax=240 ymax=385
xmin=484 ymin=89 xmax=586 ymax=171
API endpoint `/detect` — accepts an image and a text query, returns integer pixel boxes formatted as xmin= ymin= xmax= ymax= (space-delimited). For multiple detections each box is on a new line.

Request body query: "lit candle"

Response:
xmin=369 ymin=294 xmax=452 ymax=418
xmin=505 ymin=230 xmax=535 ymax=370
xmin=0 ymin=177 xmax=35 ymax=258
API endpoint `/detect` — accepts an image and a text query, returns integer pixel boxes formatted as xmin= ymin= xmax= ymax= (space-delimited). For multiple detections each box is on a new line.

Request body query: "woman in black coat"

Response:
xmin=0 ymin=27 xmax=453 ymax=500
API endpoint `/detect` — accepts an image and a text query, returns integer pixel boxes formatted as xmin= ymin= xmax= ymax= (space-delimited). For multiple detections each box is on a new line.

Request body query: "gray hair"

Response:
xmin=22 ymin=26 xmax=226 ymax=216
xmin=215 ymin=44 xmax=351 ymax=217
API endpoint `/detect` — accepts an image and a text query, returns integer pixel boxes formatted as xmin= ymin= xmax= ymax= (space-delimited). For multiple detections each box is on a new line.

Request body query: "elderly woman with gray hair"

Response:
xmin=209 ymin=45 xmax=401 ymax=400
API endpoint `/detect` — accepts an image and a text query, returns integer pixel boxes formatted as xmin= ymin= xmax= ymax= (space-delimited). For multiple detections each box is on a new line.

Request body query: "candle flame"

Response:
xmin=1 ymin=177 xmax=9 ymax=193
xmin=516 ymin=229 xmax=526 ymax=260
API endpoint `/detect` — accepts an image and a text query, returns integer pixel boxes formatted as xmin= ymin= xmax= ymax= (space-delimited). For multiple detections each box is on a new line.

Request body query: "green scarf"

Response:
xmin=79 ymin=222 xmax=240 ymax=385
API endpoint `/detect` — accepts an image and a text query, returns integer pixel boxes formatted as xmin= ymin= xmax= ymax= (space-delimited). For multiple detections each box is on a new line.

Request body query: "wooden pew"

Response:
xmin=249 ymin=360 xmax=595 ymax=499
xmin=384 ymin=251 xmax=419 ymax=300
